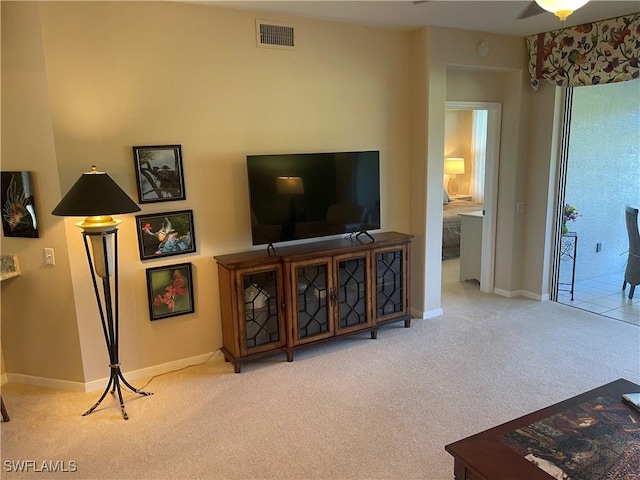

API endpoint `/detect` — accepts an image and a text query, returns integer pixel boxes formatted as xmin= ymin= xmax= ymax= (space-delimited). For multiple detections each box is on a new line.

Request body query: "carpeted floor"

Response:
xmin=1 ymin=258 xmax=638 ymax=479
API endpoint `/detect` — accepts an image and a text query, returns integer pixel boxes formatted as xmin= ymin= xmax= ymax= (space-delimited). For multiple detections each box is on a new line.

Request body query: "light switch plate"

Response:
xmin=44 ymin=248 xmax=55 ymax=266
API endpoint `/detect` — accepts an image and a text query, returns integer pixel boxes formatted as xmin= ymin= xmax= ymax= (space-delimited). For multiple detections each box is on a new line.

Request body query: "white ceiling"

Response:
xmin=191 ymin=0 xmax=639 ymax=37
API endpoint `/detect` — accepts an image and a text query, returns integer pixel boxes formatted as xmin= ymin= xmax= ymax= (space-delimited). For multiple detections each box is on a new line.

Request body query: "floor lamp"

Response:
xmin=52 ymin=166 xmax=152 ymax=420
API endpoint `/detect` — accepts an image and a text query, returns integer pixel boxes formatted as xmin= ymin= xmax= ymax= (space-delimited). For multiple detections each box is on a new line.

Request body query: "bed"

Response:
xmin=442 ymin=196 xmax=483 ymax=259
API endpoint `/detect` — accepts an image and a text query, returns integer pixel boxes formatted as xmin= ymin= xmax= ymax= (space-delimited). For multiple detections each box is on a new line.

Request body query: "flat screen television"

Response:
xmin=247 ymin=151 xmax=381 ymax=245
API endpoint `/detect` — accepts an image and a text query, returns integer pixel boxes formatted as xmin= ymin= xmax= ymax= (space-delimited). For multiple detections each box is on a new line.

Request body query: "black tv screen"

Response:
xmin=247 ymin=151 xmax=381 ymax=245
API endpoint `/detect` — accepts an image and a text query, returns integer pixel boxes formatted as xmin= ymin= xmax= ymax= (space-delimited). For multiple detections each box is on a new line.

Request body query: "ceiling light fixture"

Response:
xmin=534 ymin=0 xmax=590 ymax=21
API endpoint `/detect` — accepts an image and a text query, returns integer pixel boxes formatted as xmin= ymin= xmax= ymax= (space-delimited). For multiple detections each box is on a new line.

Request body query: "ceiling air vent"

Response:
xmin=256 ymin=20 xmax=296 ymax=49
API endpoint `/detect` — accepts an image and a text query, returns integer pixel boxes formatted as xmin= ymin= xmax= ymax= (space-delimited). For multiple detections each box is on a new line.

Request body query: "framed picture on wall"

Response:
xmin=1 ymin=171 xmax=39 ymax=238
xmin=133 ymin=144 xmax=186 ymax=203
xmin=146 ymin=262 xmax=194 ymax=321
xmin=135 ymin=210 xmax=196 ymax=260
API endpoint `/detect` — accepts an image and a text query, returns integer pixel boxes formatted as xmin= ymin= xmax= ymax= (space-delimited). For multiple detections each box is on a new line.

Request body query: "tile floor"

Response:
xmin=557 ymin=271 xmax=640 ymax=326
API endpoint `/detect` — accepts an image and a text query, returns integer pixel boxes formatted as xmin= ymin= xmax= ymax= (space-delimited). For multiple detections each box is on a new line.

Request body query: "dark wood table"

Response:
xmin=445 ymin=378 xmax=640 ymax=480
xmin=1 ymin=396 xmax=9 ymax=422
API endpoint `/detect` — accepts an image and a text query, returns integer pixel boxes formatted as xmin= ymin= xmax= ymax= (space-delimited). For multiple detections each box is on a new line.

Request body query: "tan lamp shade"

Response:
xmin=444 ymin=158 xmax=465 ymax=175
xmin=444 ymin=158 xmax=465 ymax=195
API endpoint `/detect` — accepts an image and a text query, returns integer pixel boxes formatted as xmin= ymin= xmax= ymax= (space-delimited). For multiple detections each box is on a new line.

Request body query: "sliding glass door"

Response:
xmin=551 ymin=81 xmax=640 ymax=313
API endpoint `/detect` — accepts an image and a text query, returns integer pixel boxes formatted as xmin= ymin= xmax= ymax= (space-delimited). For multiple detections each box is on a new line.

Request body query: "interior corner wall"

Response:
xmin=1 ymin=1 xmax=85 ymax=383
xmin=520 ymin=83 xmax=561 ymax=297
xmin=492 ymin=69 xmax=528 ymax=294
xmin=407 ymin=26 xmax=431 ymax=317
xmin=419 ymin=26 xmax=527 ymax=314
xmin=3 ymin=1 xmax=412 ymax=384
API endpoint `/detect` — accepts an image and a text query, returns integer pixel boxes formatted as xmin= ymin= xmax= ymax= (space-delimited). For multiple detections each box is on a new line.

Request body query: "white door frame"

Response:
xmin=445 ymin=101 xmax=501 ymax=294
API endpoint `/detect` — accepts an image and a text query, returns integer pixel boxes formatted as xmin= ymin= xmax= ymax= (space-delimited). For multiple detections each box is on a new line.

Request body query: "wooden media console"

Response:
xmin=214 ymin=231 xmax=412 ymax=373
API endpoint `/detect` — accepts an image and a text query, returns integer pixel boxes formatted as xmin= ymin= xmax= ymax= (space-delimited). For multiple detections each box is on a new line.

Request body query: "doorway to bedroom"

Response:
xmin=443 ymin=102 xmax=501 ymax=294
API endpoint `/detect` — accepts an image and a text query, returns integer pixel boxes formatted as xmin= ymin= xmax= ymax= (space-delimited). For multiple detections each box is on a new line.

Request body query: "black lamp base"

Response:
xmin=81 ymin=228 xmax=152 ymax=420
xmin=83 ymin=364 xmax=152 ymax=420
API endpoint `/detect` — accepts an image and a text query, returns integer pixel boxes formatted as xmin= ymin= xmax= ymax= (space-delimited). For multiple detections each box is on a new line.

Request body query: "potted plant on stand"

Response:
xmin=563 ymin=204 xmax=580 ymax=234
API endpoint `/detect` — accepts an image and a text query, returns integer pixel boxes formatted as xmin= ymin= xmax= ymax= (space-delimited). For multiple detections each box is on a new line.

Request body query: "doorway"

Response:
xmin=551 ymin=80 xmax=640 ymax=324
xmin=444 ymin=101 xmax=501 ymax=294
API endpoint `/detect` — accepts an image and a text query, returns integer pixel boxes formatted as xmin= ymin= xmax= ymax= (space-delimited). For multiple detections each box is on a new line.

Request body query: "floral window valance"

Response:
xmin=525 ymin=12 xmax=640 ymax=90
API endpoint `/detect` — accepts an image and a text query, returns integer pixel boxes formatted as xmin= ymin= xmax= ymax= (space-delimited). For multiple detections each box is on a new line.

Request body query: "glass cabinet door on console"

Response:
xmin=238 ymin=265 xmax=286 ymax=357
xmin=335 ymin=252 xmax=372 ymax=335
xmin=374 ymin=245 xmax=411 ymax=327
xmin=290 ymin=258 xmax=334 ymax=346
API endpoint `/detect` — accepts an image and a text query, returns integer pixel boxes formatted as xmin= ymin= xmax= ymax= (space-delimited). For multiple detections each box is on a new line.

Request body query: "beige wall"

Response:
xmin=2 ymin=1 xmax=412 ymax=384
xmin=2 ymin=1 xmax=565 ymax=386
xmin=521 ymin=84 xmax=561 ymax=298
xmin=1 ymin=2 xmax=84 ymax=383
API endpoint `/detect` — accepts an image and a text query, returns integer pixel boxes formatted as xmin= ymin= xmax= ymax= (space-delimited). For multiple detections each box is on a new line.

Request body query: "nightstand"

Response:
xmin=459 ymin=211 xmax=483 ymax=283
xmin=450 ymin=193 xmax=472 ymax=201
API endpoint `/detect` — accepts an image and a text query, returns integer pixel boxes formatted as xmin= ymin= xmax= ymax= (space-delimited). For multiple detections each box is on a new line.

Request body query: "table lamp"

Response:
xmin=444 ymin=158 xmax=465 ymax=196
xmin=52 ymin=166 xmax=152 ymax=420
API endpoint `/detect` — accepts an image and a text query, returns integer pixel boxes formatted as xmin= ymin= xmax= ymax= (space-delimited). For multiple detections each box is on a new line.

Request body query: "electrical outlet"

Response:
xmin=44 ymin=248 xmax=55 ymax=265
xmin=516 ymin=202 xmax=525 ymax=214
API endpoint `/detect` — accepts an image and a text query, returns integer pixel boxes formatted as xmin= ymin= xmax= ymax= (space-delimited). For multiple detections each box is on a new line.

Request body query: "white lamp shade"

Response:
xmin=535 ymin=0 xmax=589 ymax=20
xmin=444 ymin=158 xmax=465 ymax=175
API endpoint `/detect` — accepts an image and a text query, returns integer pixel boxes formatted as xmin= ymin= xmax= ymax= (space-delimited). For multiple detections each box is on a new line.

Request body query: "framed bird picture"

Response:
xmin=135 ymin=210 xmax=196 ymax=260
xmin=133 ymin=144 xmax=186 ymax=203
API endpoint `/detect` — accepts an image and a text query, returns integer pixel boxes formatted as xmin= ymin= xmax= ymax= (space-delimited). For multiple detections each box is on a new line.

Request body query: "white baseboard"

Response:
xmin=412 ymin=307 xmax=443 ymax=319
xmin=5 ymin=373 xmax=86 ymax=392
xmin=83 ymin=351 xmax=217 ymax=392
xmin=4 ymin=351 xmax=218 ymax=393
xmin=493 ymin=288 xmax=519 ymax=298
xmin=494 ymin=288 xmax=545 ymax=301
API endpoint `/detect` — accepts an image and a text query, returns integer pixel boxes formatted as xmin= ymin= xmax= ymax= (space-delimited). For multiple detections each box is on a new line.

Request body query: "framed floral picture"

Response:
xmin=146 ymin=263 xmax=194 ymax=321
xmin=133 ymin=144 xmax=186 ymax=203
xmin=135 ymin=210 xmax=196 ymax=260
xmin=1 ymin=171 xmax=39 ymax=238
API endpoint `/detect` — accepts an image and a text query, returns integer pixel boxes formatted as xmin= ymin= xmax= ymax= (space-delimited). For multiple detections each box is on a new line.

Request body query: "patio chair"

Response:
xmin=623 ymin=205 xmax=640 ymax=300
